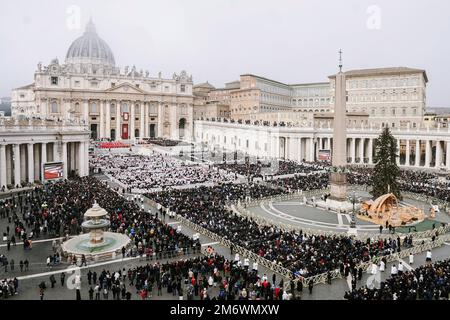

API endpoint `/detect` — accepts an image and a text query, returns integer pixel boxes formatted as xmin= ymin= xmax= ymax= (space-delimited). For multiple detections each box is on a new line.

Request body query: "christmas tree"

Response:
xmin=371 ymin=127 xmax=402 ymax=200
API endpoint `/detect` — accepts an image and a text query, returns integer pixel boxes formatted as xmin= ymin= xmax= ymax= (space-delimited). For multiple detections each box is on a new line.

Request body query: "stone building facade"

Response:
xmin=11 ymin=20 xmax=194 ymax=141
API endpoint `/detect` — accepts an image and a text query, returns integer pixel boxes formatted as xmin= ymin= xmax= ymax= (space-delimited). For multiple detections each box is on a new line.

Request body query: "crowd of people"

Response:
xmin=269 ymin=173 xmax=329 ymax=192
xmin=0 ymin=277 xmax=18 ymax=298
xmin=143 ymin=138 xmax=191 ymax=147
xmin=75 ymin=253 xmax=297 ymax=300
xmin=347 ymin=166 xmax=450 ymax=203
xmin=90 ymin=152 xmax=237 ymax=192
xmin=3 ymin=152 xmax=450 ymax=300
xmin=146 ymin=182 xmax=407 ymax=278
xmin=345 ymin=258 xmax=450 ymax=300
xmin=1 ymin=176 xmax=201 ymax=262
xmin=215 ymin=160 xmax=327 ymax=179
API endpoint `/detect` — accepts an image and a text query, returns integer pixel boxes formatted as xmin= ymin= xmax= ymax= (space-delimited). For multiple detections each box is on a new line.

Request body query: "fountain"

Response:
xmin=61 ymin=202 xmax=131 ymax=261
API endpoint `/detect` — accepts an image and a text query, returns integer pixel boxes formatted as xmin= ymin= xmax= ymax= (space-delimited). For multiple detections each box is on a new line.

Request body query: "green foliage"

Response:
xmin=371 ymin=127 xmax=402 ymax=200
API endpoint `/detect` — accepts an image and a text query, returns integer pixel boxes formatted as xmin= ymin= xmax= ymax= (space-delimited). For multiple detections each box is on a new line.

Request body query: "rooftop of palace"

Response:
xmin=240 ymin=74 xmax=329 ymax=88
xmin=328 ymin=67 xmax=428 ymax=82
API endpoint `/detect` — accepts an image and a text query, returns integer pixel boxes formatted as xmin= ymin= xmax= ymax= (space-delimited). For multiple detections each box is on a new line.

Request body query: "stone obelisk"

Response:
xmin=329 ymin=50 xmax=347 ymax=201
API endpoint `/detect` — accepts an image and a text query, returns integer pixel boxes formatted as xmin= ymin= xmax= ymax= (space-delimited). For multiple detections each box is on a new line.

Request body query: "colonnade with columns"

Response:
xmin=274 ymin=136 xmax=450 ymax=168
xmin=0 ymin=120 xmax=90 ymax=190
xmin=96 ymin=100 xmax=163 ymax=140
xmin=38 ymin=97 xmax=193 ymax=142
xmin=194 ymin=120 xmax=450 ymax=170
xmin=0 ymin=140 xmax=89 ymax=190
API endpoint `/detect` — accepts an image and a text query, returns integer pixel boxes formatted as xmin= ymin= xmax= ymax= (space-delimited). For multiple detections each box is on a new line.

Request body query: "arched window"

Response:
xmin=75 ymin=102 xmax=80 ymax=113
xmin=121 ymin=103 xmax=129 ymax=113
xmin=110 ymin=104 xmax=116 ymax=114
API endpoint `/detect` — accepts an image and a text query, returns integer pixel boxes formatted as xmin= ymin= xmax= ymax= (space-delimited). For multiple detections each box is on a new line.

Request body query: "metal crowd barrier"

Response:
xmin=231 ymin=185 xmax=450 ymax=241
xmin=285 ymin=238 xmax=444 ymax=291
xmin=142 ymin=188 xmax=449 ymax=291
xmin=231 ymin=202 xmax=450 ymax=242
xmin=172 ymin=213 xmax=294 ymax=281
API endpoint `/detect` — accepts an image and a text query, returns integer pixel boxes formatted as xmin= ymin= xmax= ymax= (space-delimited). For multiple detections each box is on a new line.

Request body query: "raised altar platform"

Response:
xmin=315 ymin=198 xmax=361 ymax=213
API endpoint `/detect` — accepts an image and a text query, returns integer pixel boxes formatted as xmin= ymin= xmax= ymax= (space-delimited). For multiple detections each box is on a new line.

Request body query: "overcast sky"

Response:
xmin=1 ymin=0 xmax=449 ymax=107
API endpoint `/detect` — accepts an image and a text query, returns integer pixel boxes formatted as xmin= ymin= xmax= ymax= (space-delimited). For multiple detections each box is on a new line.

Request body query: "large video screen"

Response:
xmin=43 ymin=162 xmax=64 ymax=180
xmin=318 ymin=149 xmax=331 ymax=161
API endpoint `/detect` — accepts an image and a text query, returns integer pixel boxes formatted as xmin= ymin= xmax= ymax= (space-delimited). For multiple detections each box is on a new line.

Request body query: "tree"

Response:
xmin=371 ymin=127 xmax=402 ymax=199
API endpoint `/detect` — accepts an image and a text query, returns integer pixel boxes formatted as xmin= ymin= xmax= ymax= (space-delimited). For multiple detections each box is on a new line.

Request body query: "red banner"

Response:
xmin=122 ymin=124 xmax=129 ymax=139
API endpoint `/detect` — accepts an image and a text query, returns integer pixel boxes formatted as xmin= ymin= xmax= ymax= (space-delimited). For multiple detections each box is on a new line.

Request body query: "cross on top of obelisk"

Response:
xmin=338 ymin=49 xmax=343 ymax=72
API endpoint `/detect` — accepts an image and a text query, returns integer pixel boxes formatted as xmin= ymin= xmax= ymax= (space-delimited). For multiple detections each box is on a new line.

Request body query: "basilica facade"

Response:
xmin=11 ymin=20 xmax=194 ymax=141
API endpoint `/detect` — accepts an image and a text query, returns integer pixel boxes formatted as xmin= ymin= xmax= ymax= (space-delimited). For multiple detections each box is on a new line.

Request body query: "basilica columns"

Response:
xmin=130 ymin=102 xmax=135 ymax=140
xmin=99 ymin=100 xmax=105 ymax=139
xmin=158 ymin=102 xmax=164 ymax=138
xmin=415 ymin=140 xmax=421 ymax=167
xmin=368 ymin=138 xmax=373 ymax=164
xmin=71 ymin=143 xmax=76 ymax=173
xmin=396 ymin=139 xmax=400 ymax=165
xmin=41 ymin=143 xmax=47 ymax=181
xmin=0 ymin=144 xmax=6 ymax=189
xmin=116 ymin=102 xmax=121 ymax=140
xmin=350 ymin=138 xmax=355 ymax=163
xmin=425 ymin=140 xmax=431 ymax=167
xmin=13 ymin=144 xmax=20 ymax=187
xmin=285 ymin=137 xmax=290 ymax=159
xmin=78 ymin=141 xmax=85 ymax=177
xmin=5 ymin=145 xmax=12 ymax=186
xmin=62 ymin=142 xmax=68 ymax=179
xmin=20 ymin=145 xmax=26 ymax=182
xmin=106 ymin=101 xmax=111 ymax=139
xmin=99 ymin=100 xmax=154 ymax=141
xmin=297 ymin=137 xmax=302 ymax=162
xmin=144 ymin=102 xmax=149 ymax=138
xmin=85 ymin=141 xmax=89 ymax=175
xmin=359 ymin=138 xmax=364 ymax=164
xmin=436 ymin=140 xmax=442 ymax=167
xmin=405 ymin=140 xmax=410 ymax=166
xmin=27 ymin=143 xmax=34 ymax=183
xmin=140 ymin=103 xmax=145 ymax=139
xmin=33 ymin=143 xmax=40 ymax=182
xmin=309 ymin=137 xmax=314 ymax=162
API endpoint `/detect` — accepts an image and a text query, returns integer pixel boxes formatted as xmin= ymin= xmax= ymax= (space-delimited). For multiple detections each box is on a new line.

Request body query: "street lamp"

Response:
xmin=201 ymin=142 xmax=205 ymax=162
xmin=349 ymin=191 xmax=358 ymax=229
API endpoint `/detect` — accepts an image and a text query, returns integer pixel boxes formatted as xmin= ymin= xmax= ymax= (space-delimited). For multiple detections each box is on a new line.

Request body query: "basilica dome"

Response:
xmin=65 ymin=20 xmax=115 ymax=68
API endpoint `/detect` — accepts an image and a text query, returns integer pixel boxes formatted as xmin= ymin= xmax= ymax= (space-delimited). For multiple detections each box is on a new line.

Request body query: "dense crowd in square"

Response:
xmin=90 ymin=152 xmax=237 ymax=192
xmin=345 ymin=258 xmax=450 ymax=300
xmin=146 ymin=182 xmax=408 ymax=278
